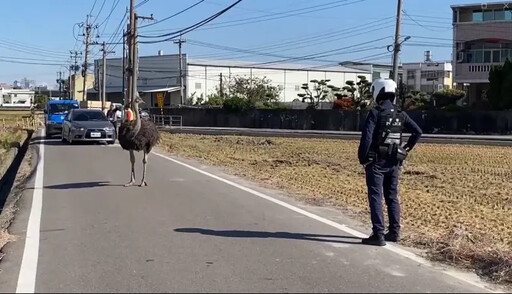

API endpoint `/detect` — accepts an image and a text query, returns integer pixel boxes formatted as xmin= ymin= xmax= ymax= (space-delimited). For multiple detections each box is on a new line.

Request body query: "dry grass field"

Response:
xmin=160 ymin=133 xmax=512 ymax=284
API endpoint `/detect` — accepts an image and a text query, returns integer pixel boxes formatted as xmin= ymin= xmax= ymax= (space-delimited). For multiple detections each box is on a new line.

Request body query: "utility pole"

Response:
xmin=173 ymin=36 xmax=186 ymax=105
xmin=127 ymin=0 xmax=153 ymax=109
xmin=82 ymin=15 xmax=96 ymax=102
xmin=122 ymin=28 xmax=127 ymax=107
xmin=57 ymin=71 xmax=63 ymax=99
xmin=391 ymin=0 xmax=403 ymax=84
xmin=219 ymin=72 xmax=223 ymax=98
xmin=69 ymin=50 xmax=82 ymax=99
xmin=100 ymin=41 xmax=115 ymax=112
xmin=127 ymin=0 xmax=136 ymax=109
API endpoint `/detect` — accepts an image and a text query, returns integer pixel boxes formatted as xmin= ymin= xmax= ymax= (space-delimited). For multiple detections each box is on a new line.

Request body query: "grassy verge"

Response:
xmin=159 ymin=133 xmax=512 ymax=285
xmin=0 ymin=111 xmax=37 ymax=255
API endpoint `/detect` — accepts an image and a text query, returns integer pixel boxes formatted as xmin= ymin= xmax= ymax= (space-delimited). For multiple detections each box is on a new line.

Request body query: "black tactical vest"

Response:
xmin=370 ymin=106 xmax=405 ymax=159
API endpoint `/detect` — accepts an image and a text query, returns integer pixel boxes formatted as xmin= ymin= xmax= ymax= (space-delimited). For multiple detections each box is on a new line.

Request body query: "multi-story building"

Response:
xmin=452 ymin=1 xmax=512 ymax=104
xmin=403 ymin=60 xmax=453 ymax=93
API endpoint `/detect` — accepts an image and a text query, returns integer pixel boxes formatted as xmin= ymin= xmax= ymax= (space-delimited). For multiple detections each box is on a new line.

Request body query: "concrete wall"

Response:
xmin=151 ymin=108 xmax=512 ymax=134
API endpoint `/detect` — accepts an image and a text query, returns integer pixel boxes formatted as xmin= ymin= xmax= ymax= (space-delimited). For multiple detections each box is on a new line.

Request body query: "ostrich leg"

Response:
xmin=139 ymin=151 xmax=148 ymax=187
xmin=124 ymin=150 xmax=136 ymax=187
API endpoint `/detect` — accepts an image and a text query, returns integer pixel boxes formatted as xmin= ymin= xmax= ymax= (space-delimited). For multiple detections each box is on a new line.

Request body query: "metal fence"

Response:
xmin=151 ymin=115 xmax=183 ymax=128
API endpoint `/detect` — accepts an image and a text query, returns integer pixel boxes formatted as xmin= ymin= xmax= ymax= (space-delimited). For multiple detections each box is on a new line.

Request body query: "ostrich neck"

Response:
xmin=131 ymin=97 xmax=142 ymax=137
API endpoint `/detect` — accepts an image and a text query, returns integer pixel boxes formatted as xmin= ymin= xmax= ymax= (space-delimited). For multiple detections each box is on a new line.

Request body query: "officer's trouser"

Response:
xmin=365 ymin=161 xmax=401 ymax=235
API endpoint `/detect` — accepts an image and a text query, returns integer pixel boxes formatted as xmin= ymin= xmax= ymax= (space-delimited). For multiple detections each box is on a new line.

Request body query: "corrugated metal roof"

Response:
xmin=187 ymin=58 xmax=369 ymax=73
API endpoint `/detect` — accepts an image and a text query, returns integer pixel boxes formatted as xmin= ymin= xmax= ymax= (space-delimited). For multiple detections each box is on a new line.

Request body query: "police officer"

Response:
xmin=358 ymin=78 xmax=422 ymax=246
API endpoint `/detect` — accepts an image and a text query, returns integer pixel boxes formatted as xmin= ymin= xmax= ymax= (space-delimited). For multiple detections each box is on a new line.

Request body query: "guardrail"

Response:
xmin=151 ymin=115 xmax=183 ymax=128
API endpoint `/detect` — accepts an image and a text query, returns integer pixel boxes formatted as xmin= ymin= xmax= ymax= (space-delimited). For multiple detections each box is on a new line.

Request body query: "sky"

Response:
xmin=0 ymin=0 xmax=476 ymax=88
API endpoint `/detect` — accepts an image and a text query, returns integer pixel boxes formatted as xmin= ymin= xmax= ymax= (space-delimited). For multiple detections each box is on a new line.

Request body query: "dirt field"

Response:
xmin=160 ymin=133 xmax=512 ymax=284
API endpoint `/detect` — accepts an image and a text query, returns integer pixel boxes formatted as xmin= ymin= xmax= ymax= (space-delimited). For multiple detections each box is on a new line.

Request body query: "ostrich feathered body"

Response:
xmin=118 ymin=119 xmax=160 ymax=153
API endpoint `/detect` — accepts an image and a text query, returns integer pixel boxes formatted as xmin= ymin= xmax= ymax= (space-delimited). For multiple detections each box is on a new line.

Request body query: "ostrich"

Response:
xmin=118 ymin=95 xmax=160 ymax=187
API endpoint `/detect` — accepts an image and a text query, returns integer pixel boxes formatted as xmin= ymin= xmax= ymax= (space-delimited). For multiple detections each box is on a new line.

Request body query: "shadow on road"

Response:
xmin=44 ymin=181 xmax=121 ymax=189
xmin=174 ymin=228 xmax=362 ymax=244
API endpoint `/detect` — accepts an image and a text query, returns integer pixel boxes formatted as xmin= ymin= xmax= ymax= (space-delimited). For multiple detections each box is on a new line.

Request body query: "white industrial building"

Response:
xmin=94 ymin=53 xmax=371 ymax=106
xmin=187 ymin=59 xmax=370 ymax=103
xmin=0 ymin=86 xmax=35 ymax=108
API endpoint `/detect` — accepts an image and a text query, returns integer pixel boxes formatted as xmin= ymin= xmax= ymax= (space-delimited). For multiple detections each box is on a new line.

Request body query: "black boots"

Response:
xmin=361 ymin=233 xmax=386 ymax=246
xmin=384 ymin=232 xmax=400 ymax=243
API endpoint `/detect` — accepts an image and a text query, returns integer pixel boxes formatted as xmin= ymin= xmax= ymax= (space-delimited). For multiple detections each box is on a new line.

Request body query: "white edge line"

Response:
xmin=153 ymin=151 xmax=503 ymax=293
xmin=16 ymin=129 xmax=45 ymax=293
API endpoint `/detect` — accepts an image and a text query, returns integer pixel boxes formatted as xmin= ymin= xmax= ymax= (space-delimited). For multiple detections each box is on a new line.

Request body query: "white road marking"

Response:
xmin=16 ymin=129 xmax=45 ymax=293
xmin=153 ymin=151 xmax=502 ymax=293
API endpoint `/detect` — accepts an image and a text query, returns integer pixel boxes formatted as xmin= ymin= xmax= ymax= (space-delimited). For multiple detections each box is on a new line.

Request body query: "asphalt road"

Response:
xmin=0 ymin=129 xmax=500 ymax=293
xmin=162 ymin=126 xmax=512 ymax=146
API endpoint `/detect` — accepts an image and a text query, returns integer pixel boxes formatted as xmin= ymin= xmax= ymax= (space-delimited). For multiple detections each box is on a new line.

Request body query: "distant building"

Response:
xmin=451 ymin=1 xmax=512 ymax=104
xmin=69 ymin=73 xmax=95 ymax=101
xmin=0 ymin=87 xmax=35 ymax=108
xmin=402 ymin=61 xmax=453 ymax=93
xmin=337 ymin=61 xmax=399 ymax=82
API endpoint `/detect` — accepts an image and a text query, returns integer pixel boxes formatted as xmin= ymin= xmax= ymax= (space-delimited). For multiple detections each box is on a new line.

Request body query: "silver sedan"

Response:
xmin=61 ymin=109 xmax=116 ymax=144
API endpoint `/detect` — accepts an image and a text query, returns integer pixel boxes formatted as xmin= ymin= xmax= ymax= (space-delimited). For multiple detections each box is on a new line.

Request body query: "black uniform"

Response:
xmin=358 ymin=99 xmax=422 ymax=245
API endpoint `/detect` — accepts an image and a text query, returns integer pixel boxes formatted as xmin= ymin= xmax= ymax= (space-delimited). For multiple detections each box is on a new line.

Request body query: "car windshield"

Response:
xmin=49 ymin=103 xmax=79 ymax=114
xmin=72 ymin=111 xmax=108 ymax=121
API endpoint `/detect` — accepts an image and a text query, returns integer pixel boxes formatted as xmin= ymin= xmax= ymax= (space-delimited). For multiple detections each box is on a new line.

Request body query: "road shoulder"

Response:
xmin=153 ymin=145 xmax=507 ymax=293
xmin=0 ymin=130 xmax=40 ymax=293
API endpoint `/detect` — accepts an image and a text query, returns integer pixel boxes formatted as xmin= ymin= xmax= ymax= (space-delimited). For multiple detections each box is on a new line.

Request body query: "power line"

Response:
xmin=189 ymin=19 xmax=396 ymax=60
xmin=92 ymin=0 xmax=107 ymax=24
xmin=140 ymin=0 xmax=206 ymax=29
xmin=135 ymin=0 xmax=150 ymax=8
xmin=139 ymin=0 xmax=366 ymax=35
xmin=246 ymin=36 xmax=392 ymax=67
xmin=138 ymin=0 xmax=244 ymax=41
xmin=98 ymin=0 xmax=122 ymax=30
xmin=0 ymin=58 xmax=66 ymax=66
xmin=402 ymin=10 xmax=449 ymax=32
xmin=89 ymin=0 xmax=99 ymax=15
xmin=0 ymin=40 xmax=69 ymax=56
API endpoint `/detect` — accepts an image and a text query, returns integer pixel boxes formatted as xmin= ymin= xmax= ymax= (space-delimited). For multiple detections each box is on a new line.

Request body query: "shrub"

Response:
xmin=222 ymin=96 xmax=254 ymax=112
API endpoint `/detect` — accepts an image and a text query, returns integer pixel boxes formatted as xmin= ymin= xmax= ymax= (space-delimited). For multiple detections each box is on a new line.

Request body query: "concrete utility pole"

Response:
xmin=391 ymin=0 xmax=403 ymax=83
xmin=100 ymin=41 xmax=115 ymax=112
xmin=127 ymin=0 xmax=153 ymax=109
xmin=69 ymin=50 xmax=82 ymax=99
xmin=173 ymin=36 xmax=186 ymax=105
xmin=122 ymin=28 xmax=127 ymax=107
xmin=219 ymin=72 xmax=223 ymax=98
xmin=82 ymin=15 xmax=95 ymax=102
xmin=57 ymin=71 xmax=63 ymax=99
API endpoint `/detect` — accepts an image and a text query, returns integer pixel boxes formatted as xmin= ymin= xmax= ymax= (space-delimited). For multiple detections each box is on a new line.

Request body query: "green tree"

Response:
xmin=488 ymin=58 xmax=512 ymax=110
xmin=205 ymin=94 xmax=224 ymax=106
xmin=404 ymin=90 xmax=429 ymax=110
xmin=33 ymin=94 xmax=48 ymax=109
xmin=342 ymin=76 xmax=372 ymax=109
xmin=431 ymin=88 xmax=466 ymax=109
xmin=297 ymin=79 xmax=341 ymax=109
xmin=224 ymin=76 xmax=281 ymax=107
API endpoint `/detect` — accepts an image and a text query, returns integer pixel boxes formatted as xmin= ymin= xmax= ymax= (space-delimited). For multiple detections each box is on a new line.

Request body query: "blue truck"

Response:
xmin=44 ymin=99 xmax=80 ymax=138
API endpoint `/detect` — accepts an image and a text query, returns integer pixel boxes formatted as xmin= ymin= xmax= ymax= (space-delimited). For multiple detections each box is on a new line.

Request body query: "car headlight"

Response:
xmin=71 ymin=126 xmax=85 ymax=131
